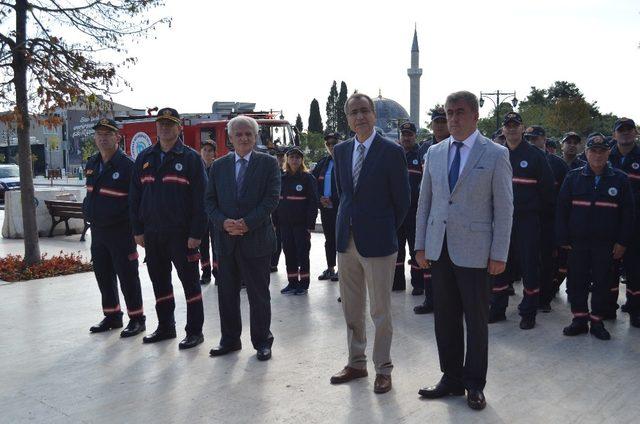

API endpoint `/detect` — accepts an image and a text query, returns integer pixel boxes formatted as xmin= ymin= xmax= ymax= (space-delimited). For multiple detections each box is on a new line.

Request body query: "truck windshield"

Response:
xmin=258 ymin=124 xmax=294 ymax=148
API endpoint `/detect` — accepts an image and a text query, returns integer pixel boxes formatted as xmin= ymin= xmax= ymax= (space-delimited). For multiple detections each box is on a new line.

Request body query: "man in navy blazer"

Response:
xmin=329 ymin=93 xmax=410 ymax=394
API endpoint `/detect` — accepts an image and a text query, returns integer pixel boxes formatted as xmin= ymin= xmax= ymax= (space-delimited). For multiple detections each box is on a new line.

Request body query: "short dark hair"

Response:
xmin=344 ymin=92 xmax=375 ymax=115
xmin=445 ymin=91 xmax=479 ymax=114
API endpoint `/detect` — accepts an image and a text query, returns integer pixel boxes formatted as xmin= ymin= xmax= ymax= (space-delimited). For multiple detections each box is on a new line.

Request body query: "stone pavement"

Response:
xmin=1 ymin=214 xmax=639 ymax=423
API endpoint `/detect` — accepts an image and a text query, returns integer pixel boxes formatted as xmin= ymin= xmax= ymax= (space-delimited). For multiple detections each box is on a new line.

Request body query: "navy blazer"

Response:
xmin=333 ymin=134 xmax=410 ymax=257
xmin=205 ymin=151 xmax=281 ymax=258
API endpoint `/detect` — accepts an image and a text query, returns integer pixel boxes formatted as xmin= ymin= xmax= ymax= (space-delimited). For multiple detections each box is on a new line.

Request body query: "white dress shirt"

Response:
xmin=447 ymin=129 xmax=479 ymax=177
xmin=352 ymin=130 xmax=376 ymax=172
xmin=234 ymin=150 xmax=252 ymax=179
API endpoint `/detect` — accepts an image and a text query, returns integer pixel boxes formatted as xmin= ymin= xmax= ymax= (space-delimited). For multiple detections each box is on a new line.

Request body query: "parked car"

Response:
xmin=0 ymin=164 xmax=20 ymax=203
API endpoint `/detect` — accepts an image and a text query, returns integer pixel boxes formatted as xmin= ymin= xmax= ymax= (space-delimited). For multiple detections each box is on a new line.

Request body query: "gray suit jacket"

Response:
xmin=415 ymin=132 xmax=513 ymax=268
xmin=205 ymin=151 xmax=281 ymax=258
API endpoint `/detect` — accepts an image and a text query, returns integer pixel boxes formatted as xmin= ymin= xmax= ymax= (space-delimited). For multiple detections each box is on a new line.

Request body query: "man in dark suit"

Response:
xmin=204 ymin=115 xmax=281 ymax=361
xmin=329 ymin=93 xmax=410 ymax=394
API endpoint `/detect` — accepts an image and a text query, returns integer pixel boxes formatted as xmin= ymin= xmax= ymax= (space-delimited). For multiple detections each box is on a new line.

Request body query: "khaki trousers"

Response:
xmin=337 ymin=235 xmax=396 ymax=375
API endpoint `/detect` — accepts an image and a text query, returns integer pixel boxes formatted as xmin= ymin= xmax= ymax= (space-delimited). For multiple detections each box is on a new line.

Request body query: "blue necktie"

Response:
xmin=448 ymin=141 xmax=463 ymax=192
xmin=236 ymin=158 xmax=248 ymax=196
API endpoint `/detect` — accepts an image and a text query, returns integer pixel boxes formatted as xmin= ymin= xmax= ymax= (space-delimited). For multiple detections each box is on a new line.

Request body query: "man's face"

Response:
xmin=562 ymin=137 xmax=580 ymax=156
xmin=502 ymin=121 xmax=524 ymax=143
xmin=325 ymin=138 xmax=338 ymax=156
xmin=156 ymin=120 xmax=181 ymax=143
xmin=94 ymin=129 xmax=118 ymax=152
xmin=229 ymin=122 xmax=256 ymax=157
xmin=446 ymin=100 xmax=479 ymax=140
xmin=431 ymin=119 xmax=449 ymax=141
xmin=615 ymin=126 xmax=638 ymax=147
xmin=400 ymin=130 xmax=416 ymax=150
xmin=200 ymin=144 xmax=216 ymax=165
xmin=586 ymin=148 xmax=610 ymax=170
xmin=346 ymin=97 xmax=376 ymax=138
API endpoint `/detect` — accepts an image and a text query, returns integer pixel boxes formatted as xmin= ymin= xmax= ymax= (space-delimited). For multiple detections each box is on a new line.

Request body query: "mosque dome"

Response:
xmin=373 ymin=93 xmax=410 ymax=140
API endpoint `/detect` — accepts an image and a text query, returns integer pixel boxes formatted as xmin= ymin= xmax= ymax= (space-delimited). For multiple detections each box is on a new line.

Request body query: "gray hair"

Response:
xmin=227 ymin=115 xmax=259 ymax=136
xmin=344 ymin=92 xmax=376 ymax=115
xmin=445 ymin=91 xmax=479 ymax=114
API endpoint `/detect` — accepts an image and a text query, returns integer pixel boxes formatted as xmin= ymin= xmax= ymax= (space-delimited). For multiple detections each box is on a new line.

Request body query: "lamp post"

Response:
xmin=479 ymin=90 xmax=519 ymax=131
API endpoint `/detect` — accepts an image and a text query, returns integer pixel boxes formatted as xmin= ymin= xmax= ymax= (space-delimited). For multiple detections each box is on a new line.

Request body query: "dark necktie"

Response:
xmin=236 ymin=158 xmax=248 ymax=195
xmin=448 ymin=141 xmax=463 ymax=192
xmin=353 ymin=144 xmax=365 ymax=188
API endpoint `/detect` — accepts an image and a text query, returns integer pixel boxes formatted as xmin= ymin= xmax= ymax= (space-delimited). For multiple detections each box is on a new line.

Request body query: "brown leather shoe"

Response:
xmin=374 ymin=374 xmax=392 ymax=394
xmin=330 ymin=366 xmax=368 ymax=384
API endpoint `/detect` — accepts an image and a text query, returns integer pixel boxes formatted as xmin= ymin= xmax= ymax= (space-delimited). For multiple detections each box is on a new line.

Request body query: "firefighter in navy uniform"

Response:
xmin=85 ymin=118 xmax=145 ymax=337
xmin=277 ymin=147 xmax=318 ymax=295
xmin=417 ymin=108 xmax=449 ymax=163
xmin=393 ymin=122 xmax=429 ymax=298
xmin=489 ymin=112 xmax=554 ymax=330
xmin=556 ymin=135 xmax=634 ymax=339
xmin=311 ymin=132 xmax=341 ymax=282
xmin=608 ymin=118 xmax=640 ymax=327
xmin=199 ymin=138 xmax=217 ymax=285
xmin=561 ymin=132 xmax=586 ymax=170
xmin=270 ymin=148 xmax=286 ymax=272
xmin=130 ymin=108 xmax=208 ymax=350
xmin=524 ymin=125 xmax=569 ymax=312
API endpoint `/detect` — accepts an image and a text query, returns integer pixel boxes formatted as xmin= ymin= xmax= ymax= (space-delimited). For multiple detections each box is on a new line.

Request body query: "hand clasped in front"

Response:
xmin=224 ymin=218 xmax=249 ymax=236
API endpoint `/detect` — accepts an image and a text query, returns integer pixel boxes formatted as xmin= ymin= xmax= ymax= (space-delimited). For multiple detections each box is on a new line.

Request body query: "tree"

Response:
xmin=336 ymin=81 xmax=349 ymax=136
xmin=299 ymin=131 xmax=326 ymax=164
xmin=0 ymin=1 xmax=169 ymax=265
xmin=478 ymin=102 xmax=514 ymax=137
xmin=308 ymin=98 xmax=323 ymax=133
xmin=325 ymin=81 xmax=338 ymax=132
xmin=295 ymin=114 xmax=303 ymax=132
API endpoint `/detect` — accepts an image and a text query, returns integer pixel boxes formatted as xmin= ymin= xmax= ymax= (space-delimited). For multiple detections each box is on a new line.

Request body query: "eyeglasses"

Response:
xmin=347 ymin=108 xmax=372 ymax=117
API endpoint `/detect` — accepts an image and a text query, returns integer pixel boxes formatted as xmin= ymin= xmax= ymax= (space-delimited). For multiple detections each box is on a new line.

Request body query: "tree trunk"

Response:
xmin=14 ymin=0 xmax=41 ymax=265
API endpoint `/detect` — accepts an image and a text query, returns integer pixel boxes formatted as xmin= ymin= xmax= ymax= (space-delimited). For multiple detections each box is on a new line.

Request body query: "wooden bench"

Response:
xmin=44 ymin=200 xmax=89 ymax=241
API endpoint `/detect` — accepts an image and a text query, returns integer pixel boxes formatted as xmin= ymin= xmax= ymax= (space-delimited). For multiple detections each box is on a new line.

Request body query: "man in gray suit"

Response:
xmin=415 ymin=91 xmax=513 ymax=410
xmin=205 ymin=115 xmax=281 ymax=361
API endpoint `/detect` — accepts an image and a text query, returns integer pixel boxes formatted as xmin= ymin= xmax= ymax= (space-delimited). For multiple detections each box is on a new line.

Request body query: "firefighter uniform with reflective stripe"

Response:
xmin=84 ymin=149 xmax=144 ymax=321
xmin=394 ymin=145 xmax=431 ymax=295
xmin=130 ymin=140 xmax=207 ymax=336
xmin=556 ymin=165 xmax=634 ymax=323
xmin=277 ymin=171 xmax=318 ymax=291
xmin=609 ymin=145 xmax=640 ymax=317
xmin=491 ymin=141 xmax=554 ymax=318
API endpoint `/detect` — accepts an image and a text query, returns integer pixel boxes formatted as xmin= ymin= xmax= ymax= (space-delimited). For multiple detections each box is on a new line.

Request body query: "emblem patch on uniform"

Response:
xmin=175 ymin=163 xmax=183 ymax=171
xmin=296 ymin=184 xmax=303 ymax=192
xmin=413 ymin=159 xmax=419 ymax=165
xmin=520 ymin=160 xmax=528 ymax=168
xmin=143 ymin=162 xmax=150 ymax=170
xmin=112 ymin=172 xmax=120 ymax=180
xmin=608 ymin=187 xmax=618 ymax=196
xmin=632 ymin=163 xmax=640 ymax=170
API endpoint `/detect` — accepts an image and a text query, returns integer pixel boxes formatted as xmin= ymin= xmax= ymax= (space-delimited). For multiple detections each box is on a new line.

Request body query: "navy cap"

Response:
xmin=323 ymin=131 xmax=342 ymax=141
xmin=586 ymin=133 xmax=609 ymax=150
xmin=92 ymin=118 xmax=119 ymax=132
xmin=502 ymin=112 xmax=523 ymax=125
xmin=524 ymin=125 xmax=546 ymax=138
xmin=155 ymin=107 xmax=181 ymax=124
xmin=430 ymin=108 xmax=447 ymax=121
xmin=286 ymin=146 xmax=304 ymax=157
xmin=561 ymin=132 xmax=581 ymax=143
xmin=400 ymin=121 xmax=417 ymax=133
xmin=545 ymin=139 xmax=558 ymax=149
xmin=613 ymin=117 xmax=636 ymax=132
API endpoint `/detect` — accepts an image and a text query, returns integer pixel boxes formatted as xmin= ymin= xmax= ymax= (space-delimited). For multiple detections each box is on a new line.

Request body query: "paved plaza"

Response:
xmin=1 ymin=209 xmax=639 ymax=423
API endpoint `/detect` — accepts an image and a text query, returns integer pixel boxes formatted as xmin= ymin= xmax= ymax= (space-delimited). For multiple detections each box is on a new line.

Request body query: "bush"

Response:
xmin=0 ymin=251 xmax=92 ymax=282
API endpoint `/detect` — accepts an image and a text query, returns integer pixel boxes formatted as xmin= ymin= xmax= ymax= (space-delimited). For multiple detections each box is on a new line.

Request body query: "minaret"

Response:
xmin=407 ymin=26 xmax=422 ymax=127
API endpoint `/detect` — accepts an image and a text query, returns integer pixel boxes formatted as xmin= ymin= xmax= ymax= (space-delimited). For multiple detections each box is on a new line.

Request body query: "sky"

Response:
xmin=110 ymin=0 xmax=640 ymax=128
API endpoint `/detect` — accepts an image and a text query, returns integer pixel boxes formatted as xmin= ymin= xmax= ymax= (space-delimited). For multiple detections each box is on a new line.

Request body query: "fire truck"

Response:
xmin=116 ymin=101 xmax=299 ymax=160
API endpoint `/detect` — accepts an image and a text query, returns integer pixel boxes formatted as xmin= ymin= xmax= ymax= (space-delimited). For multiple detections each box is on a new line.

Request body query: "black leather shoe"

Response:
xmin=90 ymin=317 xmax=123 ymax=333
xmin=209 ymin=342 xmax=242 ymax=357
xmin=590 ymin=321 xmax=611 ymax=340
xmin=411 ymin=288 xmax=425 ymax=296
xmin=330 ymin=272 xmax=339 ymax=282
xmin=120 ymin=318 xmax=145 ymax=338
xmin=467 ymin=389 xmax=486 ymax=410
xmin=318 ymin=269 xmax=332 ymax=280
xmin=563 ymin=320 xmax=588 ymax=336
xmin=414 ymin=302 xmax=434 ymax=315
xmin=142 ymin=327 xmax=176 ymax=344
xmin=488 ymin=309 xmax=506 ymax=323
xmin=418 ymin=381 xmax=465 ymax=399
xmin=256 ymin=347 xmax=272 ymax=361
xmin=519 ymin=316 xmax=536 ymax=330
xmin=179 ymin=334 xmax=204 ymax=350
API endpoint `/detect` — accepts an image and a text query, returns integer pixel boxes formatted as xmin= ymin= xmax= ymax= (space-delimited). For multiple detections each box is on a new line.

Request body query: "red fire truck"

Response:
xmin=116 ymin=102 xmax=299 ymax=160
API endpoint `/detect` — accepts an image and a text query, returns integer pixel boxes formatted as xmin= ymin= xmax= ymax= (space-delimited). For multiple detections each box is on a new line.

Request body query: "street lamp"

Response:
xmin=479 ymin=90 xmax=518 ymax=131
